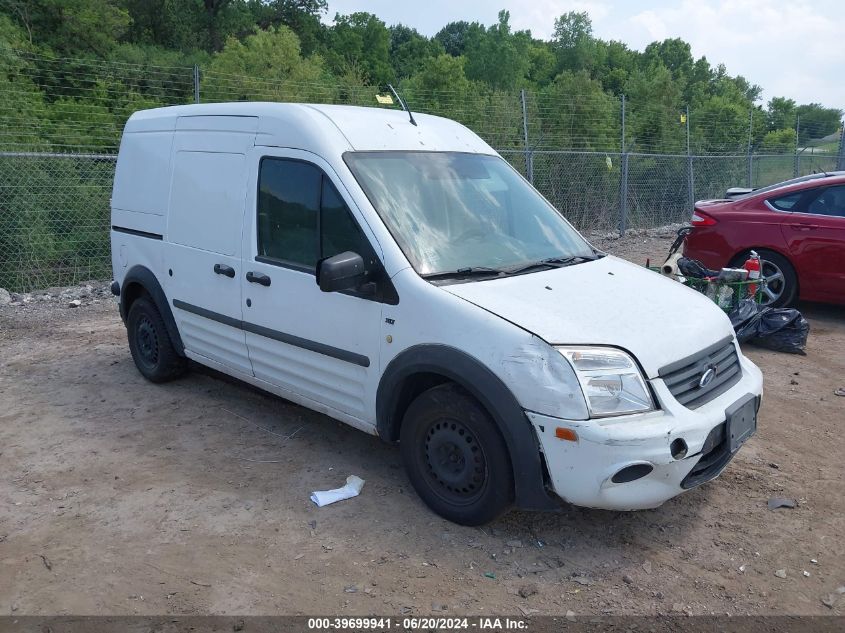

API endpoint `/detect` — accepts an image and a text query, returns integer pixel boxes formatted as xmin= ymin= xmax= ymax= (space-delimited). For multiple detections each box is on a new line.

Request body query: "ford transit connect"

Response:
xmin=110 ymin=103 xmax=763 ymax=525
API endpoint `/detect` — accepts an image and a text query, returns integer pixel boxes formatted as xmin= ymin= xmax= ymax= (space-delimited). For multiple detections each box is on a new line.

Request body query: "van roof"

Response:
xmin=124 ymin=102 xmax=495 ymax=155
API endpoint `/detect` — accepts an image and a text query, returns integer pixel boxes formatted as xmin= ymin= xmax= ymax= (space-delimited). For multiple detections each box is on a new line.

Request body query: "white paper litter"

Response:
xmin=310 ymin=475 xmax=365 ymax=507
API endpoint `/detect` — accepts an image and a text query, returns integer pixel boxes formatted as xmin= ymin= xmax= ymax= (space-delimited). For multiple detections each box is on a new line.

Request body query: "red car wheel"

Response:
xmin=734 ymin=249 xmax=798 ymax=308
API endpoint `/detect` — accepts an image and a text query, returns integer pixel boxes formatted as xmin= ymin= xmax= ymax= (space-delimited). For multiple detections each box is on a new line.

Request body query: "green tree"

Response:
xmin=463 ymin=10 xmax=530 ymax=91
xmin=401 ymin=53 xmax=480 ymax=131
xmin=4 ymin=0 xmax=129 ymax=55
xmin=643 ymin=38 xmax=693 ymax=82
xmin=326 ymin=12 xmax=392 ymax=85
xmin=199 ymin=0 xmax=252 ymax=52
xmin=247 ymin=0 xmax=327 ymax=54
xmin=402 ymin=53 xmax=471 ymax=100
xmin=536 ymin=70 xmax=619 ymax=151
xmin=760 ymin=128 xmax=797 ymax=152
xmin=389 ymin=24 xmax=442 ymax=80
xmin=0 ymin=14 xmax=49 ymax=149
xmin=203 ymin=25 xmax=327 ymax=101
xmin=527 ymin=42 xmax=555 ymax=86
xmin=623 ymin=62 xmax=684 ymax=152
xmin=795 ymin=103 xmax=842 ymax=142
xmin=593 ymin=39 xmax=636 ymax=95
xmin=434 ymin=21 xmax=478 ymax=57
xmin=123 ymin=0 xmax=184 ymax=48
xmin=691 ymin=95 xmax=750 ymax=153
xmin=682 ymin=56 xmax=713 ymax=103
xmin=766 ymin=97 xmax=796 ymax=132
xmin=551 ymin=10 xmax=594 ymax=72
xmin=552 ymin=10 xmax=591 ymax=48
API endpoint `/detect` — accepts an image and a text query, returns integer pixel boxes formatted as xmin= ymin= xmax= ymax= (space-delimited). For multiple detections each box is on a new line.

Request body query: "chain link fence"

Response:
xmin=1 ymin=50 xmax=843 ymax=292
xmin=0 ymin=152 xmax=115 ymax=291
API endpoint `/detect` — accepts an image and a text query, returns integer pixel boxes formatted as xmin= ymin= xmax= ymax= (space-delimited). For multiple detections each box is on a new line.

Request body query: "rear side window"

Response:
xmin=805 ymin=185 xmax=845 ymax=217
xmin=257 ymin=158 xmax=374 ymax=270
xmin=767 ymin=192 xmax=803 ymax=211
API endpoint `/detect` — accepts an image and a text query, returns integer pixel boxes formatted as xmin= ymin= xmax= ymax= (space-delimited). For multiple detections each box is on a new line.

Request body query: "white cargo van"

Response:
xmin=110 ymin=103 xmax=763 ymax=525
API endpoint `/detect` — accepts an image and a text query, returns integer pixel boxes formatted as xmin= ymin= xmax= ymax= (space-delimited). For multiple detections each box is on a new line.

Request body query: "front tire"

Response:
xmin=126 ymin=296 xmax=187 ymax=383
xmin=400 ymin=384 xmax=514 ymax=525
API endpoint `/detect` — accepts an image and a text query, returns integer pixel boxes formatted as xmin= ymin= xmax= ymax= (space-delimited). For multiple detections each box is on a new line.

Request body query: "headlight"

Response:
xmin=557 ymin=347 xmax=655 ymax=418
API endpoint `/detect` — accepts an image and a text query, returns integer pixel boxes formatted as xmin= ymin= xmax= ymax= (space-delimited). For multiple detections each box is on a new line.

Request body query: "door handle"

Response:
xmin=794 ymin=222 xmax=817 ymax=231
xmin=246 ymin=271 xmax=271 ymax=287
xmin=213 ymin=263 xmax=235 ymax=278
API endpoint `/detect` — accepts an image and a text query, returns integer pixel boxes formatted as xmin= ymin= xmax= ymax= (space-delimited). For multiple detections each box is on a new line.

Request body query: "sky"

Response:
xmin=324 ymin=0 xmax=844 ymax=109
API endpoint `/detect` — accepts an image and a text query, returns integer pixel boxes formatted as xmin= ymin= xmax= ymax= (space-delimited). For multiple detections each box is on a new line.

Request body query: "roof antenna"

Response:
xmin=387 ymin=83 xmax=417 ymax=127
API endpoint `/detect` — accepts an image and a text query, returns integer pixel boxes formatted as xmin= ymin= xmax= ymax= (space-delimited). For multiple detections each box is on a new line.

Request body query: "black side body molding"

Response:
xmin=112 ymin=226 xmax=163 ymax=240
xmin=172 ymin=299 xmax=370 ymax=368
xmin=377 ymin=344 xmax=557 ymax=511
xmin=120 ymin=265 xmax=185 ymax=355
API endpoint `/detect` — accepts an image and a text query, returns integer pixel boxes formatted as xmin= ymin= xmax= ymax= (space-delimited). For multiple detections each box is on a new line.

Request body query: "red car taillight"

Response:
xmin=691 ymin=210 xmax=717 ymax=226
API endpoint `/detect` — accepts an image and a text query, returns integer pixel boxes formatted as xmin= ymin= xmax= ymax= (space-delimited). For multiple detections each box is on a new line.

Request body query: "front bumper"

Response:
xmin=529 ymin=352 xmax=763 ymax=510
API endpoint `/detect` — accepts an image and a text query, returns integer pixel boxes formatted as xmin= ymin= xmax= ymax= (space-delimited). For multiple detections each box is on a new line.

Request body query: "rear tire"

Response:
xmin=400 ymin=383 xmax=514 ymax=525
xmin=127 ymin=296 xmax=187 ymax=383
xmin=733 ymin=249 xmax=797 ymax=308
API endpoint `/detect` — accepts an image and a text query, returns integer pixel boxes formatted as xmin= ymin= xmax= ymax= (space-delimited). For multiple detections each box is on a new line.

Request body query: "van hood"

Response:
xmin=442 ymin=255 xmax=735 ymax=378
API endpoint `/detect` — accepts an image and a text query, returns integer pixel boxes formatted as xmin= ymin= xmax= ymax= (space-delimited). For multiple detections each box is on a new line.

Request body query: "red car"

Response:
xmin=683 ymin=172 xmax=845 ymax=306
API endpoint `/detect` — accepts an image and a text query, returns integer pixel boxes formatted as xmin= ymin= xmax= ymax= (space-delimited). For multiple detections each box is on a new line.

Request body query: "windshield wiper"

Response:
xmin=504 ymin=255 xmax=597 ymax=275
xmin=421 ymin=266 xmax=506 ymax=281
xmin=423 ymin=255 xmax=599 ymax=281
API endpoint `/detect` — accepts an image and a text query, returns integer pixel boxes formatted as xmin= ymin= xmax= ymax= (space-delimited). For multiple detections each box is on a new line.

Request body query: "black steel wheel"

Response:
xmin=423 ymin=416 xmax=488 ymax=506
xmin=127 ymin=296 xmax=187 ymax=383
xmin=135 ymin=314 xmax=160 ymax=368
xmin=400 ymin=383 xmax=513 ymax=525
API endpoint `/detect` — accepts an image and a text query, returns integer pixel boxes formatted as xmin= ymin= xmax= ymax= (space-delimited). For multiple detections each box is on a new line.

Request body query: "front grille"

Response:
xmin=659 ymin=337 xmax=742 ymax=409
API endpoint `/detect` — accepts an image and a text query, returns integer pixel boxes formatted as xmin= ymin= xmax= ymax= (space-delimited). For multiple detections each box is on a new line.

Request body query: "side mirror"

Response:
xmin=317 ymin=251 xmax=367 ymax=293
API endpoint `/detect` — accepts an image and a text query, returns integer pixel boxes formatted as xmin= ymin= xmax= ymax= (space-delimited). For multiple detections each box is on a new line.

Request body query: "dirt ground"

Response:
xmin=1 ymin=231 xmax=843 ymax=617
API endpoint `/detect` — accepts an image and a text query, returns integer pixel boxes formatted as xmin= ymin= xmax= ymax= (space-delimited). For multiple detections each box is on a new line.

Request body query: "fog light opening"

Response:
xmin=611 ymin=463 xmax=653 ymax=484
xmin=670 ymin=438 xmax=688 ymax=460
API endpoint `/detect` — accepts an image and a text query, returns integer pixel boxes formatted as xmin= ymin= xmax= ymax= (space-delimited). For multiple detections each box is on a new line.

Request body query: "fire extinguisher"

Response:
xmin=743 ymin=251 xmax=761 ymax=298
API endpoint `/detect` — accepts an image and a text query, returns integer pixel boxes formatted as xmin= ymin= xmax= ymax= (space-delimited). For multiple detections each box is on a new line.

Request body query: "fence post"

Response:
xmin=747 ymin=109 xmax=754 ymax=187
xmin=793 ymin=115 xmax=800 ymax=177
xmin=686 ymin=105 xmax=694 ymax=212
xmin=193 ymin=65 xmax=200 ymax=104
xmin=520 ymin=89 xmax=533 ymax=184
xmin=837 ymin=119 xmax=845 ymax=171
xmin=619 ymin=95 xmax=628 ymax=236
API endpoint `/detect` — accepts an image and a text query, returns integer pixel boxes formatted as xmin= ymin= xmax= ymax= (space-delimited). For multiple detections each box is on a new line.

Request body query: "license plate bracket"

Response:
xmin=726 ymin=394 xmax=757 ymax=453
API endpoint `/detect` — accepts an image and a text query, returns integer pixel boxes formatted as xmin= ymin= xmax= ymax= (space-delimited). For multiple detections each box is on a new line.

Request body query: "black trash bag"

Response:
xmin=748 ymin=308 xmax=810 ymax=355
xmin=727 ymin=300 xmax=810 ymax=354
xmin=728 ymin=298 xmax=763 ymax=343
xmin=677 ymin=257 xmax=720 ymax=278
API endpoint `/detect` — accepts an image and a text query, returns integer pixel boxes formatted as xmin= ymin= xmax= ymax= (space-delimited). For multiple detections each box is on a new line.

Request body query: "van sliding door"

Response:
xmin=164 ymin=116 xmax=257 ymax=375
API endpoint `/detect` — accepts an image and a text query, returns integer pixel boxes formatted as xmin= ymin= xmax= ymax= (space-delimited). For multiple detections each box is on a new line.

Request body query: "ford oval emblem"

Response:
xmin=698 ymin=366 xmax=717 ymax=388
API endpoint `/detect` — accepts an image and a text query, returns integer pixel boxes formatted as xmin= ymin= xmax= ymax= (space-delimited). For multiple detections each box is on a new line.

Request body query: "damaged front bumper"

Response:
xmin=528 ymin=353 xmax=763 ymax=511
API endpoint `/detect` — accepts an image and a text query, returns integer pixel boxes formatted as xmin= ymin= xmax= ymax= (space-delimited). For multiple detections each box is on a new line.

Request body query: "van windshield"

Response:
xmin=344 ymin=151 xmax=596 ymax=277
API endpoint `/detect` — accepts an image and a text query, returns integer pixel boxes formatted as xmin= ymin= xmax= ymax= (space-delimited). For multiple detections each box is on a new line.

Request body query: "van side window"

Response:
xmin=321 ymin=177 xmax=372 ymax=262
xmin=258 ymin=159 xmax=321 ymax=267
xmin=258 ymin=158 xmax=373 ymax=270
